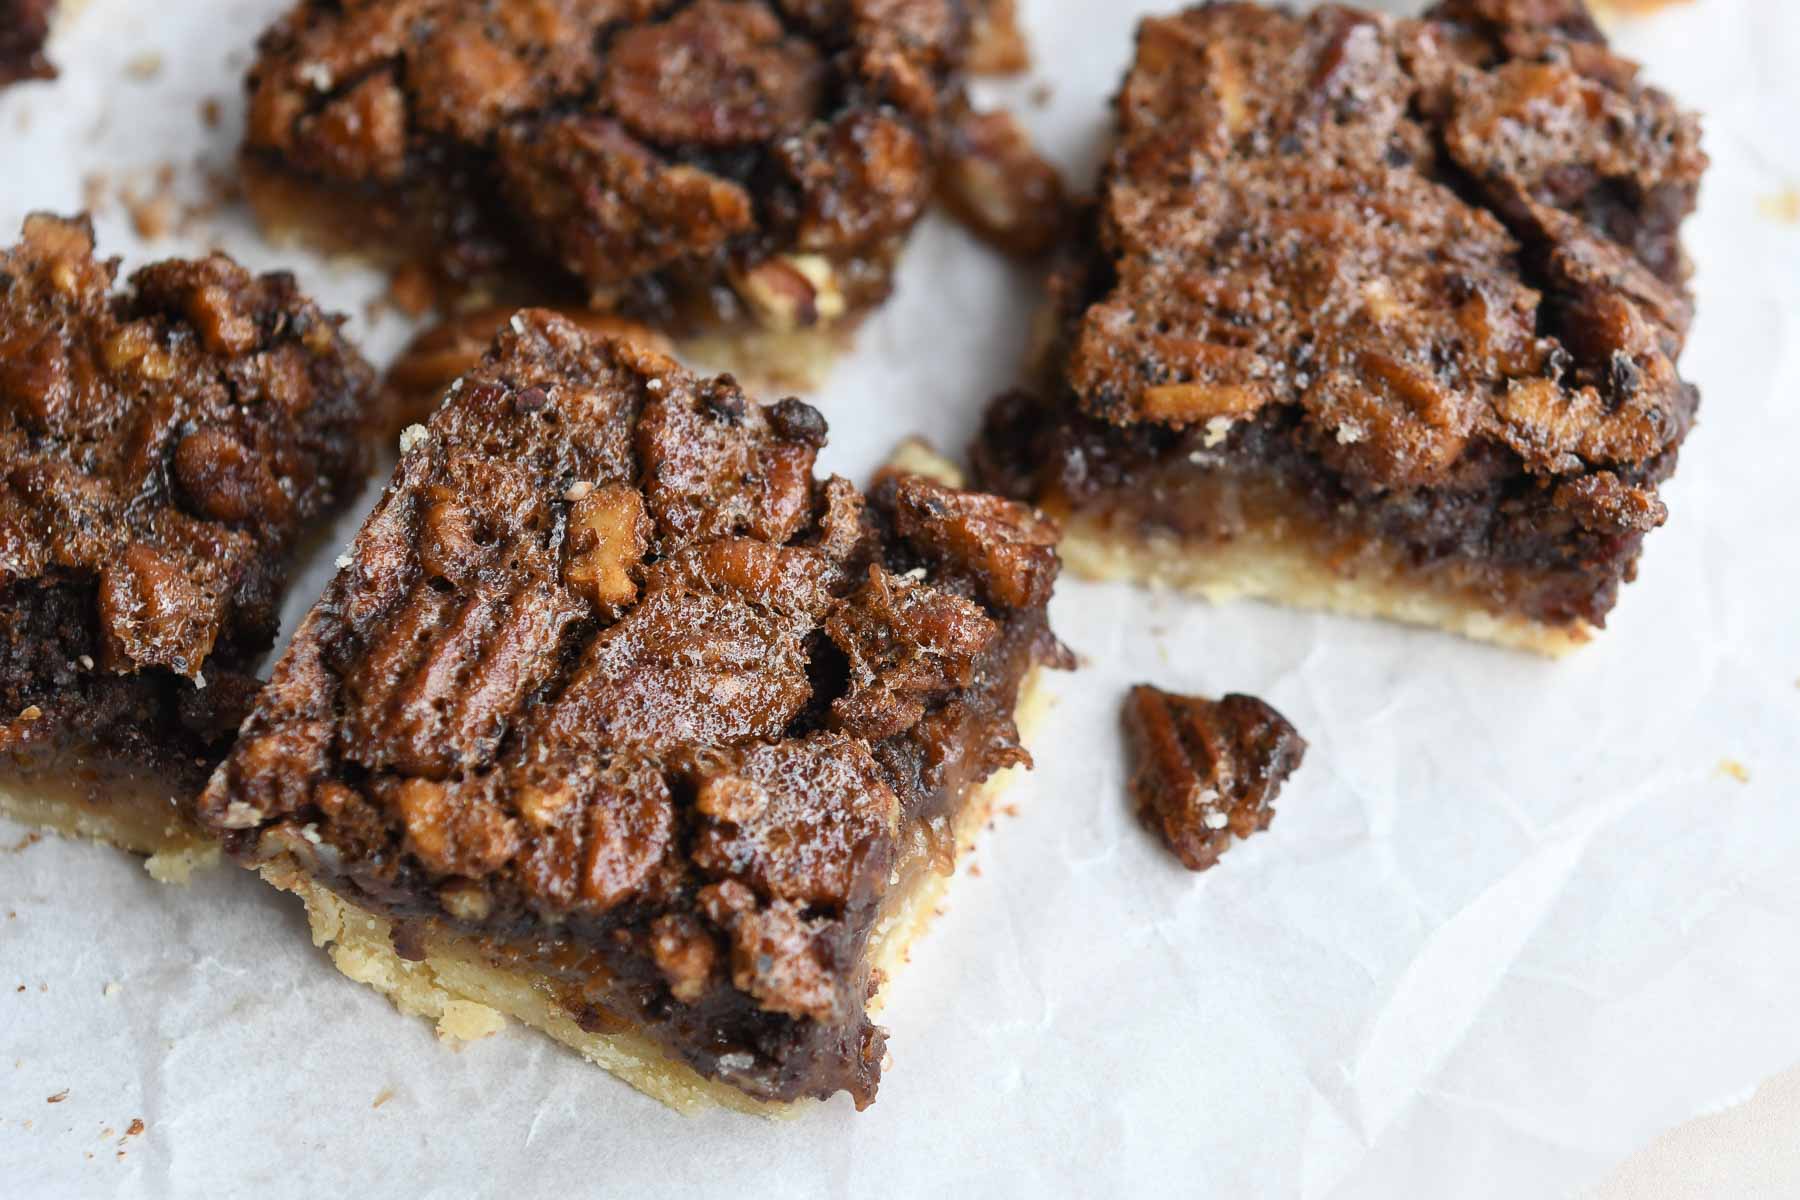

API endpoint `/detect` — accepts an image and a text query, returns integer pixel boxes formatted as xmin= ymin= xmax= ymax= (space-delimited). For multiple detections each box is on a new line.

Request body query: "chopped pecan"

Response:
xmin=940 ymin=107 xmax=1067 ymax=257
xmin=387 ymin=776 xmax=522 ymax=879
xmin=605 ymin=1 xmax=824 ymax=146
xmin=691 ymin=732 xmax=901 ymax=907
xmin=780 ymin=110 xmax=932 ymax=255
xmin=385 ymin=306 xmax=672 ymax=431
xmin=825 ymin=566 xmax=997 ymax=740
xmin=563 ymin=483 xmax=651 ymax=616
xmin=650 ymin=914 xmax=718 ymax=1004
xmin=1123 ymin=685 xmax=1307 ymax=873
xmin=731 ymin=255 xmax=848 ymax=332
xmin=726 ymin=899 xmax=843 ymax=1023
xmin=888 ymin=473 xmax=1059 ymax=611
xmin=635 ymin=376 xmax=820 ymax=545
xmin=513 ymin=757 xmax=676 ymax=913
xmin=173 ymin=428 xmax=291 ymax=526
xmin=498 ymin=116 xmax=754 ymax=297
xmin=967 ymin=0 xmax=1029 ymax=75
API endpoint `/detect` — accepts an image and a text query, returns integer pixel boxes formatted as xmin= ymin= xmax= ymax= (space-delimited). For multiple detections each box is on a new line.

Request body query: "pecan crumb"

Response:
xmin=1123 ymin=685 xmax=1307 ymax=872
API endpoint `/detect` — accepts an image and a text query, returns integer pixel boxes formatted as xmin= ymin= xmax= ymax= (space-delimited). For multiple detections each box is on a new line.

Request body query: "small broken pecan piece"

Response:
xmin=940 ymin=106 xmax=1067 ymax=257
xmin=385 ymin=306 xmax=672 ymax=432
xmin=1123 ymin=685 xmax=1307 ymax=872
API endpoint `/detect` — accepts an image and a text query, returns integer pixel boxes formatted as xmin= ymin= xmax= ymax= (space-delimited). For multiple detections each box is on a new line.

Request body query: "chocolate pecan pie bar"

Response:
xmin=0 ymin=215 xmax=375 ymax=874
xmin=197 ymin=312 xmax=1065 ymax=1112
xmin=972 ymin=0 xmax=1705 ymax=654
xmin=240 ymin=0 xmax=1037 ymax=382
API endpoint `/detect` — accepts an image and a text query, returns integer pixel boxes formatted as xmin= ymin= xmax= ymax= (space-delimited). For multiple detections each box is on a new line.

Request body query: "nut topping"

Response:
xmin=1124 ymin=685 xmax=1307 ymax=873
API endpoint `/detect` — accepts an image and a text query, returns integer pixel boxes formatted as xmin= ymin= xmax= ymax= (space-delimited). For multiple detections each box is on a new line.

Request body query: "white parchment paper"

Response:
xmin=3 ymin=2 xmax=1797 ymax=1195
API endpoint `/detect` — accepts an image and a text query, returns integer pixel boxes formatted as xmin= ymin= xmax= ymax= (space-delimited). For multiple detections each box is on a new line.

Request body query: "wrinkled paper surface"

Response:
xmin=3 ymin=1 xmax=1798 ymax=1195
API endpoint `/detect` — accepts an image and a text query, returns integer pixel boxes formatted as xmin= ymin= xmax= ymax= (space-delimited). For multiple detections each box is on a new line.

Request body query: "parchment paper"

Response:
xmin=3 ymin=2 xmax=1797 ymax=1196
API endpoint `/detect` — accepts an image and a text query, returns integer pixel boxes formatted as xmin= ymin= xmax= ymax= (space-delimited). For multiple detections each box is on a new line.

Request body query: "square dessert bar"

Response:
xmin=972 ymin=0 xmax=1706 ymax=654
xmin=0 ymin=215 xmax=375 ymax=870
xmin=241 ymin=0 xmax=1031 ymax=365
xmin=198 ymin=312 xmax=1066 ymax=1112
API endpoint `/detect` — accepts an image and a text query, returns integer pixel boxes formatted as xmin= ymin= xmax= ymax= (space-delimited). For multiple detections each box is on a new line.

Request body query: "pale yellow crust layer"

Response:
xmin=1053 ymin=508 xmax=1594 ymax=658
xmin=0 ymin=770 xmax=218 ymax=882
xmin=257 ymin=668 xmax=1049 ymax=1117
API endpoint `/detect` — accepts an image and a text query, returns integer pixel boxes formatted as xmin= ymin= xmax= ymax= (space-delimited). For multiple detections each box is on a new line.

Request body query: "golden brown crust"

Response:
xmin=1054 ymin=505 xmax=1595 ymax=657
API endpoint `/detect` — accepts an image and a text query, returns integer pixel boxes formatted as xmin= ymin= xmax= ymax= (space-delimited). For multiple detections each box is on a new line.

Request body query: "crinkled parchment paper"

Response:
xmin=3 ymin=1 xmax=1797 ymax=1195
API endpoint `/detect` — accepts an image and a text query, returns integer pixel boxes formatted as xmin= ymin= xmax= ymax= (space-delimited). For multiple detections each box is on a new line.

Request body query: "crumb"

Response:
xmin=124 ymin=51 xmax=164 ymax=81
xmin=371 ymin=1088 xmax=394 ymax=1109
xmin=100 ymin=1126 xmax=113 ymax=1139
xmin=200 ymin=97 xmax=223 ymax=129
xmin=47 ymin=1089 xmax=68 ymax=1103
xmin=968 ymin=861 xmax=982 ymax=877
xmin=124 ymin=1118 xmax=145 ymax=1138
xmin=1029 ymin=82 xmax=1053 ymax=108
xmin=1717 ymin=758 xmax=1751 ymax=783
xmin=18 ymin=704 xmax=42 ymax=722
xmin=102 ymin=982 xmax=120 ymax=998
xmin=1002 ymin=803 xmax=1019 ymax=818
xmin=1590 ymin=0 xmax=1691 ymax=13
xmin=1758 ymin=189 xmax=1800 ymax=225
xmin=7 ymin=831 xmax=41 ymax=852
xmin=387 ymin=264 xmax=437 ymax=318
xmin=128 ymin=193 xmax=177 ymax=241
xmin=435 ymin=1000 xmax=505 ymax=1042
xmin=81 ymin=171 xmax=109 ymax=214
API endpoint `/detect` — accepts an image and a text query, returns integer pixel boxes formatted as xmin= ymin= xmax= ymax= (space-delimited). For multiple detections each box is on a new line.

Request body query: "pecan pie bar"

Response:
xmin=240 ymin=0 xmax=1039 ymax=383
xmin=197 ymin=312 xmax=1065 ymax=1112
xmin=0 ymin=0 xmax=56 ymax=87
xmin=1124 ymin=685 xmax=1305 ymax=873
xmin=0 ymin=215 xmax=375 ymax=874
xmin=972 ymin=0 xmax=1706 ymax=655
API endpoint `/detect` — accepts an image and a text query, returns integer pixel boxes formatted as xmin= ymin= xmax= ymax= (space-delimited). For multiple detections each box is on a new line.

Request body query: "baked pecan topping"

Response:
xmin=940 ymin=106 xmax=1067 ymax=257
xmin=1124 ymin=685 xmax=1307 ymax=873
xmin=606 ymin=1 xmax=824 ymax=146
xmin=826 ymin=566 xmax=996 ymax=740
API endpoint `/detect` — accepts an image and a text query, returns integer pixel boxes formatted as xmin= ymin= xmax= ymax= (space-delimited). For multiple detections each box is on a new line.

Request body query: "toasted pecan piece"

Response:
xmin=1124 ymin=685 xmax=1307 ymax=872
